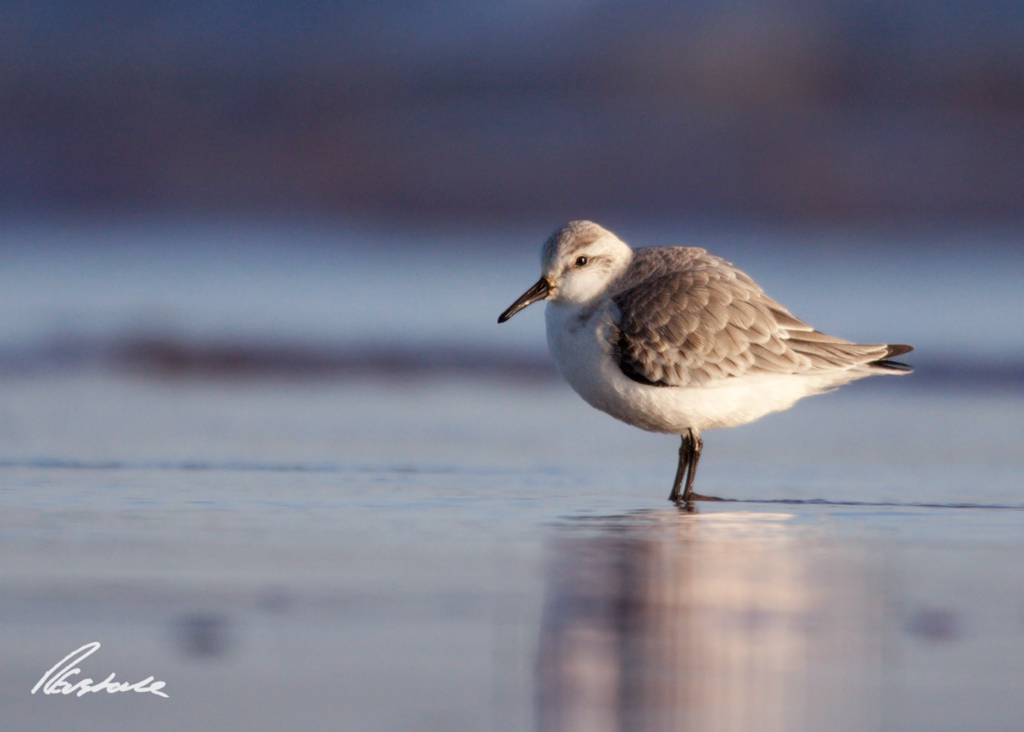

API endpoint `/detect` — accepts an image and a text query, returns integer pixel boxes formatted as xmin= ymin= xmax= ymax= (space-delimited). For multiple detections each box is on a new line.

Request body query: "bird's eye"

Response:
xmin=575 ymin=256 xmax=589 ymax=267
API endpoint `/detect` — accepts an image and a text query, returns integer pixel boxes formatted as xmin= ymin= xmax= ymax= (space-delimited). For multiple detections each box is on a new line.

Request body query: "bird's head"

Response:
xmin=498 ymin=221 xmax=633 ymax=322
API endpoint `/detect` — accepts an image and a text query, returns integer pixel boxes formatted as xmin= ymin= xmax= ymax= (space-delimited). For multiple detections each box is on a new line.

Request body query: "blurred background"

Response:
xmin=0 ymin=0 xmax=1022 ymax=378
xmin=3 ymin=0 xmax=1024 ymax=221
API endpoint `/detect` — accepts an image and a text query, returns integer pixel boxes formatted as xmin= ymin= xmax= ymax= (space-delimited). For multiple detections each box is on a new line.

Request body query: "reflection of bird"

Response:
xmin=499 ymin=221 xmax=913 ymax=503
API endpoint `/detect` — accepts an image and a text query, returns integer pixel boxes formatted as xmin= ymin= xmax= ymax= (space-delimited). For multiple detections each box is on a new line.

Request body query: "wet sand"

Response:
xmin=1 ymin=374 xmax=1022 ymax=731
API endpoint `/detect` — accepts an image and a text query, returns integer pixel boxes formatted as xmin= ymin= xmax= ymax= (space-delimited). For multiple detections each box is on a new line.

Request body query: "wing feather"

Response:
xmin=612 ymin=247 xmax=910 ymax=387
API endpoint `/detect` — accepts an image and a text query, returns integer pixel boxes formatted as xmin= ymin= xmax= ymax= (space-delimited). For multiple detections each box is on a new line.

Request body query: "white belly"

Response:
xmin=545 ymin=302 xmax=853 ymax=434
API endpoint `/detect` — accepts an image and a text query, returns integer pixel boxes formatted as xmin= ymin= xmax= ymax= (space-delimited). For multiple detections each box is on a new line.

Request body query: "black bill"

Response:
xmin=498 ymin=277 xmax=552 ymax=323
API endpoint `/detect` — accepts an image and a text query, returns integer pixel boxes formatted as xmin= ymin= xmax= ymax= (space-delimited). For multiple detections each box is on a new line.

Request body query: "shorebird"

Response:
xmin=498 ymin=221 xmax=913 ymax=503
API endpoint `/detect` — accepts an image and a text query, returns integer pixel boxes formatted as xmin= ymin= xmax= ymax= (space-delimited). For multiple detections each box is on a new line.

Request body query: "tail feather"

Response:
xmin=883 ymin=344 xmax=914 ymax=359
xmin=870 ymin=343 xmax=914 ymax=372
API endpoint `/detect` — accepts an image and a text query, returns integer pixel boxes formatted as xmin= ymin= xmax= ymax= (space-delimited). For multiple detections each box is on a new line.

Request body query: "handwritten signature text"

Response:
xmin=31 ymin=642 xmax=168 ymax=698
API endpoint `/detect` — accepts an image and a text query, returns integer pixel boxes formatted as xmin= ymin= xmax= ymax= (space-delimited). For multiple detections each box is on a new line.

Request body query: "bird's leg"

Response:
xmin=681 ymin=429 xmax=703 ymax=502
xmin=670 ymin=429 xmax=706 ymax=504
xmin=668 ymin=434 xmax=692 ymax=503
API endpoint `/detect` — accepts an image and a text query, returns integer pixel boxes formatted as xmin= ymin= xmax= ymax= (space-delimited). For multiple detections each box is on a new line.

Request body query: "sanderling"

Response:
xmin=498 ymin=221 xmax=912 ymax=503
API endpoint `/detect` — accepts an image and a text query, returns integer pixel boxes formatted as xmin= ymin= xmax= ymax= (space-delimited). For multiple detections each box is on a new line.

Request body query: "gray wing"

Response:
xmin=612 ymin=247 xmax=907 ymax=387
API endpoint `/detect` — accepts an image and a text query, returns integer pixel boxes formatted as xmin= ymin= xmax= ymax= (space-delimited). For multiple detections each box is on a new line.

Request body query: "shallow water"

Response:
xmin=0 ymin=373 xmax=1022 ymax=731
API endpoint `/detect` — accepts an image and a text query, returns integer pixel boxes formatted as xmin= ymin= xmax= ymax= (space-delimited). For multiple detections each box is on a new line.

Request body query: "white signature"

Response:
xmin=31 ymin=642 xmax=169 ymax=698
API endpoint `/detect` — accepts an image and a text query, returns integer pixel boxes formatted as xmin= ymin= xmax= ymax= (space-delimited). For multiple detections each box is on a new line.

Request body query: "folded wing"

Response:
xmin=612 ymin=248 xmax=912 ymax=388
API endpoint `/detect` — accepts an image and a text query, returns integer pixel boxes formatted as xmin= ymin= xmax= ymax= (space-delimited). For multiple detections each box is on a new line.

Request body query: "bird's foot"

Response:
xmin=671 ymin=492 xmax=725 ymax=505
xmin=670 ymin=493 xmax=726 ymax=512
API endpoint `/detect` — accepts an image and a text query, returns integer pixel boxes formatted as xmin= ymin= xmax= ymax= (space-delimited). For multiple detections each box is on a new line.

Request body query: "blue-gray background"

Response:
xmin=2 ymin=0 xmax=1024 ymax=222
xmin=2 ymin=0 xmax=1022 ymax=378
xmin=2 ymin=4 xmax=1024 ymax=732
